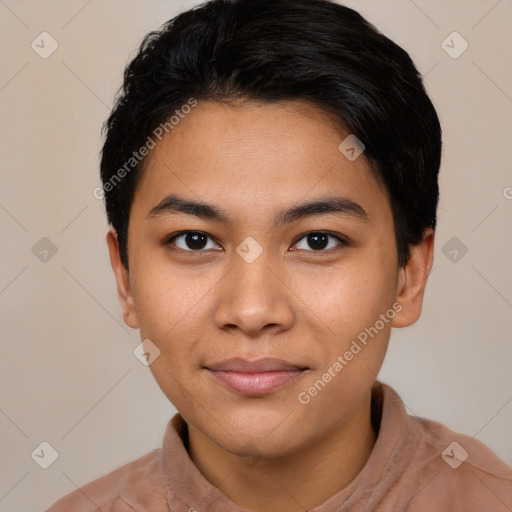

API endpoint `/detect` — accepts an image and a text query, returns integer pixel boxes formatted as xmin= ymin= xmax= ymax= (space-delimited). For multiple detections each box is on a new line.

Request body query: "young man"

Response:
xmin=46 ymin=0 xmax=512 ymax=510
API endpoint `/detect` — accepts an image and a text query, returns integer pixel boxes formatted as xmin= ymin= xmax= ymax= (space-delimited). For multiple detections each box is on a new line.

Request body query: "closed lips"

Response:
xmin=205 ymin=357 xmax=308 ymax=372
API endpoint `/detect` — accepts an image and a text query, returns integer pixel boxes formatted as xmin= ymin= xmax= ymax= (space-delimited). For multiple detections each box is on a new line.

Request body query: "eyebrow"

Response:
xmin=147 ymin=193 xmax=369 ymax=226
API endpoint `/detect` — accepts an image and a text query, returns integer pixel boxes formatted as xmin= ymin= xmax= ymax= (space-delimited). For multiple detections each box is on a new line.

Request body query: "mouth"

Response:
xmin=204 ymin=357 xmax=309 ymax=396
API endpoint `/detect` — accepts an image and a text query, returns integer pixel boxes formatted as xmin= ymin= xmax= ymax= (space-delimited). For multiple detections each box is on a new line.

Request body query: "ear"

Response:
xmin=106 ymin=227 xmax=139 ymax=329
xmin=391 ymin=228 xmax=435 ymax=328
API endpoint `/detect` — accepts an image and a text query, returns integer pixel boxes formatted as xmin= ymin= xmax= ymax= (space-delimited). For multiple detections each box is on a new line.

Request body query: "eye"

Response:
xmin=164 ymin=230 xmax=348 ymax=254
xmin=292 ymin=231 xmax=348 ymax=252
xmin=165 ymin=231 xmax=221 ymax=252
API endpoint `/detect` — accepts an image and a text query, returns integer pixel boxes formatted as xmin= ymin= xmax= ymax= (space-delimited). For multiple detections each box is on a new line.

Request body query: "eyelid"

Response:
xmin=291 ymin=231 xmax=348 ymax=252
xmin=164 ymin=230 xmax=348 ymax=253
xmin=164 ymin=230 xmax=222 ymax=252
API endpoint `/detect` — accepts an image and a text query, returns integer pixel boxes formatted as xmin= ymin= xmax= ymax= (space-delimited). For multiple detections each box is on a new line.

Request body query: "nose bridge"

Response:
xmin=230 ymin=243 xmax=276 ymax=306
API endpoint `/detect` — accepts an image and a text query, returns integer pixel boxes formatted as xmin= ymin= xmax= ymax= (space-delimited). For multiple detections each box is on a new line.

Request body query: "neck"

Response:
xmin=187 ymin=390 xmax=377 ymax=512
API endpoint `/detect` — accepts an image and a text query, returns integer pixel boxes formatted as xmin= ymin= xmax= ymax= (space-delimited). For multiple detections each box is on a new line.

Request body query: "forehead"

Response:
xmin=132 ymin=99 xmax=391 ymax=226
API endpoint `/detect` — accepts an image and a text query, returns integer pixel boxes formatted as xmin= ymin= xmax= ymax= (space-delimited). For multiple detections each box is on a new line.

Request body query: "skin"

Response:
xmin=107 ymin=99 xmax=434 ymax=512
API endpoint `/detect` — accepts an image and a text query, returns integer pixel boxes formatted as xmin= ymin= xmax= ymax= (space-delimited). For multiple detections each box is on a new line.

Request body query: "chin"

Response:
xmin=226 ymin=432 xmax=303 ymax=461
xmin=210 ymin=412 xmax=307 ymax=457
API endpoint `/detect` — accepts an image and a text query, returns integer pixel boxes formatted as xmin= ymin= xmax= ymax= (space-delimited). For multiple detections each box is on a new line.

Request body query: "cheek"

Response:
xmin=128 ymin=253 xmax=234 ymax=378
xmin=130 ymin=251 xmax=211 ymax=334
xmin=293 ymin=253 xmax=395 ymax=343
xmin=131 ymin=263 xmax=208 ymax=404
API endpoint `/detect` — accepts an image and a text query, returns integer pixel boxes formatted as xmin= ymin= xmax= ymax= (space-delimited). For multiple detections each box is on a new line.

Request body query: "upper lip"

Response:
xmin=205 ymin=357 xmax=308 ymax=372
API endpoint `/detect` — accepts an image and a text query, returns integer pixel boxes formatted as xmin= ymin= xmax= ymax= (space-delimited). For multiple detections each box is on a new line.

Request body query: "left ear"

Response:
xmin=391 ymin=228 xmax=435 ymax=328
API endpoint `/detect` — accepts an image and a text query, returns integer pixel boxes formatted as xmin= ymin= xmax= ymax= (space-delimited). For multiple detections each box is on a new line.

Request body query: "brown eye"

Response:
xmin=293 ymin=232 xmax=347 ymax=252
xmin=166 ymin=231 xmax=220 ymax=252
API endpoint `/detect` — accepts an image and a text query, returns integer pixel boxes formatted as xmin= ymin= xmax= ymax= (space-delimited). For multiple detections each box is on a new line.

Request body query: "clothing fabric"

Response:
xmin=45 ymin=380 xmax=512 ymax=511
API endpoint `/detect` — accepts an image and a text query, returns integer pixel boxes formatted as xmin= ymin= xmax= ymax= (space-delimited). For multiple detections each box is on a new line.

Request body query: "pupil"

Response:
xmin=184 ymin=233 xmax=330 ymax=251
xmin=187 ymin=233 xmax=207 ymax=250
xmin=309 ymin=233 xmax=328 ymax=250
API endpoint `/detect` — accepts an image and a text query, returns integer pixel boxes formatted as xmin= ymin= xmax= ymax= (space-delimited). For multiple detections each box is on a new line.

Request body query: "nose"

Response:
xmin=212 ymin=250 xmax=295 ymax=337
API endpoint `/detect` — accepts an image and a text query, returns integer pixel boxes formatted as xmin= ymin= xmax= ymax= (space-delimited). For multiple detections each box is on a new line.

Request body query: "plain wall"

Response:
xmin=0 ymin=1 xmax=511 ymax=510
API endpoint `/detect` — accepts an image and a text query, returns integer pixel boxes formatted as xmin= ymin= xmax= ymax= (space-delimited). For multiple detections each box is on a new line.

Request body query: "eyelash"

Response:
xmin=163 ymin=230 xmax=349 ymax=254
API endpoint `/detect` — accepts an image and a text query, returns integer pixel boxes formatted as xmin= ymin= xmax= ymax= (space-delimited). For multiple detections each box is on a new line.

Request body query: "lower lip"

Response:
xmin=207 ymin=369 xmax=305 ymax=396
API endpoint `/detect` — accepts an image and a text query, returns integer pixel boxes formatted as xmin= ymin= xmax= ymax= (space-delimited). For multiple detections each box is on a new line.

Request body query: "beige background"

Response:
xmin=0 ymin=0 xmax=511 ymax=510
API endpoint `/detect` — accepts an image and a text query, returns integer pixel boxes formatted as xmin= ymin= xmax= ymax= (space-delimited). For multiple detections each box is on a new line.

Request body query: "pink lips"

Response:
xmin=205 ymin=357 xmax=307 ymax=396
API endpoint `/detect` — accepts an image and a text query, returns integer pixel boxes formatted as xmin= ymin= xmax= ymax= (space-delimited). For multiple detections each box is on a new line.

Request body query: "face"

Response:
xmin=107 ymin=99 xmax=432 ymax=459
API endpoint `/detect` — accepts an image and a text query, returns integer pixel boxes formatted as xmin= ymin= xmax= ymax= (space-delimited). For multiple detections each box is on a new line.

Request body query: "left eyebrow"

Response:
xmin=147 ymin=194 xmax=369 ymax=226
xmin=276 ymin=196 xmax=369 ymax=225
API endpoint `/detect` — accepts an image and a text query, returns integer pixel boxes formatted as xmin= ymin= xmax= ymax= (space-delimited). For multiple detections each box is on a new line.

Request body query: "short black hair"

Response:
xmin=99 ymin=0 xmax=442 ymax=271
